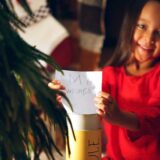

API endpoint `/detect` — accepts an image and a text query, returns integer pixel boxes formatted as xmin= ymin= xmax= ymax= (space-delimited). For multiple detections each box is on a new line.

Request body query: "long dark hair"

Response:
xmin=109 ymin=0 xmax=160 ymax=66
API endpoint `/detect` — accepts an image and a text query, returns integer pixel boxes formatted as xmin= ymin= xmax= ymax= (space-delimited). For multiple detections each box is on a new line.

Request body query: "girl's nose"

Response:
xmin=143 ymin=31 xmax=155 ymax=46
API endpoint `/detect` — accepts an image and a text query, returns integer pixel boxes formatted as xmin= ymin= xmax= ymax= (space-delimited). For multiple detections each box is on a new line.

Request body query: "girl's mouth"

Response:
xmin=138 ymin=44 xmax=154 ymax=53
xmin=138 ymin=44 xmax=154 ymax=55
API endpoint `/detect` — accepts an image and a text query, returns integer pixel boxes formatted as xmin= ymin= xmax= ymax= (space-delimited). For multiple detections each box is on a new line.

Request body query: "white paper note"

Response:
xmin=55 ymin=70 xmax=102 ymax=114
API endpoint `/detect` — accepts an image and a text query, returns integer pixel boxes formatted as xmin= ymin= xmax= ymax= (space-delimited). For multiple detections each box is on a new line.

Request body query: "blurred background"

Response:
xmin=14 ymin=0 xmax=129 ymax=73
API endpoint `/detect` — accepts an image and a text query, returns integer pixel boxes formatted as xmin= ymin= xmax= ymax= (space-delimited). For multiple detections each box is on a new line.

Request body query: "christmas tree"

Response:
xmin=0 ymin=0 xmax=71 ymax=159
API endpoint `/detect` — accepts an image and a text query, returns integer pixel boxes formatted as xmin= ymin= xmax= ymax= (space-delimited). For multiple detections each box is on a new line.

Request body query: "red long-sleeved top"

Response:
xmin=102 ymin=64 xmax=160 ymax=160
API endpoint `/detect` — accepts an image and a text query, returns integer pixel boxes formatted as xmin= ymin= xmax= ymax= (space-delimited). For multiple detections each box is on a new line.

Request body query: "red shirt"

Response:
xmin=102 ymin=65 xmax=160 ymax=160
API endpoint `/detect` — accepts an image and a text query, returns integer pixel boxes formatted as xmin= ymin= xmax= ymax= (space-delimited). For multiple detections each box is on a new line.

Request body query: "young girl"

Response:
xmin=95 ymin=0 xmax=160 ymax=159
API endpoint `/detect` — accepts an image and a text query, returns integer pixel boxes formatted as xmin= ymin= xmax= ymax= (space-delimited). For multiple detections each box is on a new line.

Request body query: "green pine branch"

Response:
xmin=0 ymin=0 xmax=72 ymax=159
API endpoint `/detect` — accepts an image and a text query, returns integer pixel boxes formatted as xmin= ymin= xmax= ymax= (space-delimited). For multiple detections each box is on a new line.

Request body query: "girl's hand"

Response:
xmin=48 ymin=80 xmax=65 ymax=104
xmin=95 ymin=91 xmax=140 ymax=131
xmin=48 ymin=80 xmax=65 ymax=90
xmin=95 ymin=91 xmax=120 ymax=124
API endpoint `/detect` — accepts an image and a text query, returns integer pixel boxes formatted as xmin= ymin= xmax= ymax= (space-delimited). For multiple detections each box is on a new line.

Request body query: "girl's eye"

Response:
xmin=157 ymin=30 xmax=160 ymax=36
xmin=154 ymin=30 xmax=160 ymax=38
xmin=136 ymin=24 xmax=145 ymax=30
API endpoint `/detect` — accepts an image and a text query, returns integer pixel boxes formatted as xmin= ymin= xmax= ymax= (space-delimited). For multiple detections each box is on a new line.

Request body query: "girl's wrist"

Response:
xmin=111 ymin=110 xmax=140 ymax=131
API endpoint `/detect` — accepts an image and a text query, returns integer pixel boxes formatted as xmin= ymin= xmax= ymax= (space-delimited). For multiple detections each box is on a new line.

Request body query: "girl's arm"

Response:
xmin=95 ymin=91 xmax=140 ymax=131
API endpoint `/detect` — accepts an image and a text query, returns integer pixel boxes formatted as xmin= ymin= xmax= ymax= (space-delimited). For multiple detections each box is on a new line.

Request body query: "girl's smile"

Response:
xmin=136 ymin=42 xmax=155 ymax=61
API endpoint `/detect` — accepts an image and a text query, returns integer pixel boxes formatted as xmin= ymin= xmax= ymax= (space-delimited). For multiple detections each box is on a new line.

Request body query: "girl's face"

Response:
xmin=132 ymin=1 xmax=160 ymax=64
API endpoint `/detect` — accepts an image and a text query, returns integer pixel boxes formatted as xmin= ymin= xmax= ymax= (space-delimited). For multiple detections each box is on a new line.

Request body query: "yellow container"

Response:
xmin=66 ymin=113 xmax=101 ymax=160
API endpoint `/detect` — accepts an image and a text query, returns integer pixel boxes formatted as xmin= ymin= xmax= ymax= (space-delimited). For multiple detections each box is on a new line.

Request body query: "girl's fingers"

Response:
xmin=95 ymin=92 xmax=114 ymax=118
xmin=95 ymin=97 xmax=109 ymax=105
xmin=97 ymin=109 xmax=105 ymax=116
xmin=100 ymin=91 xmax=110 ymax=97
xmin=56 ymin=95 xmax=62 ymax=102
xmin=48 ymin=83 xmax=61 ymax=89
xmin=97 ymin=92 xmax=112 ymax=102
xmin=48 ymin=81 xmax=65 ymax=90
